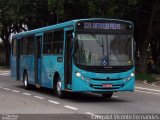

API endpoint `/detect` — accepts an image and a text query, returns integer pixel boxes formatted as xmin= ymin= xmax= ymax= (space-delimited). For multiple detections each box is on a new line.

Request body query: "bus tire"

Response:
xmin=55 ymin=76 xmax=65 ymax=98
xmin=102 ymin=92 xmax=113 ymax=99
xmin=23 ymin=72 xmax=30 ymax=90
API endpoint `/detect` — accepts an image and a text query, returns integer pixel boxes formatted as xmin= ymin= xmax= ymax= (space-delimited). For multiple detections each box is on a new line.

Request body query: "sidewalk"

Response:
xmin=0 ymin=66 xmax=10 ymax=71
xmin=136 ymin=80 xmax=160 ymax=88
xmin=151 ymin=74 xmax=160 ymax=80
xmin=0 ymin=69 xmax=10 ymax=72
xmin=136 ymin=80 xmax=160 ymax=93
xmin=136 ymin=73 xmax=160 ymax=88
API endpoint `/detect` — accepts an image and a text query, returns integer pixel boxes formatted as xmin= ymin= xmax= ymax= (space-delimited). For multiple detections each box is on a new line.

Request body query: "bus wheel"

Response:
xmin=55 ymin=78 xmax=65 ymax=98
xmin=102 ymin=92 xmax=113 ymax=99
xmin=23 ymin=73 xmax=30 ymax=90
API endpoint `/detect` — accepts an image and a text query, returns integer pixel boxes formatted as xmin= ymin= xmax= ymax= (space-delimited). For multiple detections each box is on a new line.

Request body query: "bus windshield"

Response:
xmin=74 ymin=33 xmax=134 ymax=66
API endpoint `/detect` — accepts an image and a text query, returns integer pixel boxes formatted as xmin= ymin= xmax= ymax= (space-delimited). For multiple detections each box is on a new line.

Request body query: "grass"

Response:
xmin=136 ymin=73 xmax=157 ymax=83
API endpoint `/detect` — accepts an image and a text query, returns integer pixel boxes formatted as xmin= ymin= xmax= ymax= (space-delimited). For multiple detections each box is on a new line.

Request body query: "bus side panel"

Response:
xmin=41 ymin=56 xmax=64 ymax=89
xmin=27 ymin=55 xmax=35 ymax=84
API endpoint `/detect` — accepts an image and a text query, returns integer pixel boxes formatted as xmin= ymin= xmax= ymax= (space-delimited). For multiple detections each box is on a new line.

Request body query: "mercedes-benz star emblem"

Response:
xmin=106 ymin=77 xmax=110 ymax=80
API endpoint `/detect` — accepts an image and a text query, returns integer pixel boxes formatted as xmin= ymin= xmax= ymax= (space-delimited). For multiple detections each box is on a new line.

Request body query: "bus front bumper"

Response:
xmin=71 ymin=76 xmax=135 ymax=93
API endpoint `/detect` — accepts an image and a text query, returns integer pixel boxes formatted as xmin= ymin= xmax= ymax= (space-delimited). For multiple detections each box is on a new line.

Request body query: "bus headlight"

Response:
xmin=75 ymin=71 xmax=90 ymax=82
xmin=131 ymin=72 xmax=135 ymax=77
xmin=124 ymin=72 xmax=135 ymax=81
xmin=76 ymin=72 xmax=81 ymax=77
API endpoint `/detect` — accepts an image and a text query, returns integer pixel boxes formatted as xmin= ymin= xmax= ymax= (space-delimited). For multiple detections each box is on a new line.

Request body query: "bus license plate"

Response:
xmin=102 ymin=84 xmax=112 ymax=88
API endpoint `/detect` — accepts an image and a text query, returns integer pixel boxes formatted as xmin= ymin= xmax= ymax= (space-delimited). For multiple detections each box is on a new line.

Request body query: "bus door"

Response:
xmin=64 ymin=27 xmax=74 ymax=90
xmin=11 ymin=38 xmax=20 ymax=79
xmin=16 ymin=39 xmax=21 ymax=80
xmin=35 ymin=34 xmax=42 ymax=87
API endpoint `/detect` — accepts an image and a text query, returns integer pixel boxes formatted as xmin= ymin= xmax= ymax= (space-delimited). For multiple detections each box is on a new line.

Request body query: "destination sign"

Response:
xmin=77 ymin=21 xmax=132 ymax=30
xmin=84 ymin=22 xmax=121 ymax=30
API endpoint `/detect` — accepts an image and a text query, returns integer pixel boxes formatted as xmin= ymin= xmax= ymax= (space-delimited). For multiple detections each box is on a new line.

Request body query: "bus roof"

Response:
xmin=12 ymin=18 xmax=133 ymax=38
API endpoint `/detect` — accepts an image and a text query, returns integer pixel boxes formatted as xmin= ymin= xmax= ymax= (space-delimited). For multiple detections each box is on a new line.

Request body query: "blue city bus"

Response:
xmin=11 ymin=18 xmax=135 ymax=99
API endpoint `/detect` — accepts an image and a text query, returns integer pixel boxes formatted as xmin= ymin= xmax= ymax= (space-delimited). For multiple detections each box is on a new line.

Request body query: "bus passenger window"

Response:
xmin=28 ymin=36 xmax=35 ymax=55
xmin=47 ymin=48 xmax=51 ymax=54
xmin=43 ymin=30 xmax=64 ymax=55
xmin=43 ymin=44 xmax=51 ymax=54
xmin=43 ymin=31 xmax=52 ymax=54
xmin=59 ymin=43 xmax=63 ymax=54
xmin=21 ymin=38 xmax=28 ymax=55
xmin=52 ymin=30 xmax=64 ymax=55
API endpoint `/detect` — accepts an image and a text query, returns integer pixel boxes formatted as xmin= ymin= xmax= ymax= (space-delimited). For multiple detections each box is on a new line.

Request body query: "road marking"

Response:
xmin=48 ymin=100 xmax=60 ymax=105
xmin=136 ymin=86 xmax=160 ymax=92
xmin=11 ymin=90 xmax=20 ymax=93
xmin=64 ymin=105 xmax=78 ymax=111
xmin=22 ymin=93 xmax=31 ymax=96
xmin=34 ymin=96 xmax=45 ymax=100
xmin=3 ymin=74 xmax=10 ymax=76
xmin=0 ymin=72 xmax=10 ymax=74
xmin=0 ymin=73 xmax=10 ymax=76
xmin=85 ymin=112 xmax=94 ymax=115
xmin=112 ymin=95 xmax=118 ymax=98
xmin=3 ymin=88 xmax=10 ymax=90
xmin=0 ymin=71 xmax=10 ymax=74
xmin=0 ymin=71 xmax=10 ymax=73
xmin=135 ymin=90 xmax=160 ymax=95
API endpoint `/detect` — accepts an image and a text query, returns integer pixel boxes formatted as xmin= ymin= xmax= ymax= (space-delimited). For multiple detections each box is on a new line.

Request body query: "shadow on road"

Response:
xmin=15 ymin=85 xmax=129 ymax=103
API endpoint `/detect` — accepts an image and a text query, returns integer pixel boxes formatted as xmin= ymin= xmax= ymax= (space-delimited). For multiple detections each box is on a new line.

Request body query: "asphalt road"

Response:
xmin=0 ymin=70 xmax=160 ymax=120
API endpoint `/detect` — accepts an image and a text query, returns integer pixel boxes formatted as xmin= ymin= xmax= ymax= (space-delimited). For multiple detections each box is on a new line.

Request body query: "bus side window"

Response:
xmin=21 ymin=37 xmax=28 ymax=55
xmin=47 ymin=45 xmax=51 ymax=54
xmin=27 ymin=35 xmax=35 ymax=55
xmin=59 ymin=43 xmax=63 ymax=54
xmin=52 ymin=30 xmax=64 ymax=55
xmin=43 ymin=31 xmax=52 ymax=54
xmin=43 ymin=30 xmax=64 ymax=55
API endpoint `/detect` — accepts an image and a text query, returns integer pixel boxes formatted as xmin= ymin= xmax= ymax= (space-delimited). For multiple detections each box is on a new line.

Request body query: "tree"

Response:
xmin=0 ymin=0 xmax=57 ymax=65
xmin=1 ymin=0 xmax=160 ymax=73
xmin=135 ymin=0 xmax=160 ymax=72
xmin=0 ymin=0 xmax=14 ymax=65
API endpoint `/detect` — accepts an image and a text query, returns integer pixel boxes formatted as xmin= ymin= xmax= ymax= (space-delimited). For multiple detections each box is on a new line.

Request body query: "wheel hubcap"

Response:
xmin=24 ymin=76 xmax=27 ymax=87
xmin=57 ymin=81 xmax=61 ymax=95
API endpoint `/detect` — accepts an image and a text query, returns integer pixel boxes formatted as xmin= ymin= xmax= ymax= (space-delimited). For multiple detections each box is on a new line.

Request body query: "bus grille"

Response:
xmin=90 ymin=84 xmax=124 ymax=90
xmin=91 ymin=78 xmax=123 ymax=81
